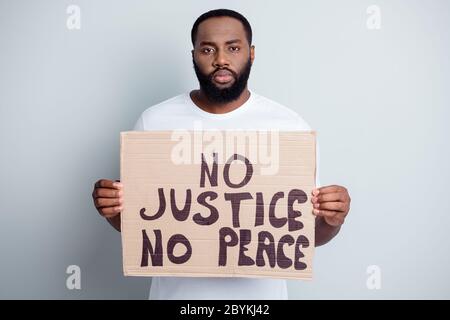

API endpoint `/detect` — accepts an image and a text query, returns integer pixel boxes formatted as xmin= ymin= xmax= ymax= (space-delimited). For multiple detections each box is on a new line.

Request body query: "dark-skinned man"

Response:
xmin=92 ymin=9 xmax=351 ymax=300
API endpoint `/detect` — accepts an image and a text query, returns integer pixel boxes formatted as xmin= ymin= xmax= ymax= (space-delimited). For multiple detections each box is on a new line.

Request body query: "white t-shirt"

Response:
xmin=132 ymin=90 xmax=319 ymax=300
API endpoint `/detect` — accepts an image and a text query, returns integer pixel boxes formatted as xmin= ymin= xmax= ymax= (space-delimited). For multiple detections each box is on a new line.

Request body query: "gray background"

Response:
xmin=0 ymin=0 xmax=449 ymax=299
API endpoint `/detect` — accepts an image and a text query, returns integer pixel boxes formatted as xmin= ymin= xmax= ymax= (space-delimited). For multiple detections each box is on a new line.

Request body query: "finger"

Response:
xmin=95 ymin=179 xmax=123 ymax=189
xmin=313 ymin=208 xmax=340 ymax=218
xmin=95 ymin=197 xmax=123 ymax=209
xmin=314 ymin=201 xmax=346 ymax=212
xmin=318 ymin=185 xmax=346 ymax=194
xmin=312 ymin=192 xmax=343 ymax=204
xmin=93 ymin=188 xmax=123 ymax=199
xmin=98 ymin=206 xmax=122 ymax=218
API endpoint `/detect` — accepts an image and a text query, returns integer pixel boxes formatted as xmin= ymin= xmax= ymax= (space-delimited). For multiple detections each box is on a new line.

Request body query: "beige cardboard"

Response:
xmin=120 ymin=130 xmax=316 ymax=279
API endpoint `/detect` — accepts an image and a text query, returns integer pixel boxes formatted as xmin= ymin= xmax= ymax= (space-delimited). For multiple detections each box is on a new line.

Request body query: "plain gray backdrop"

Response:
xmin=0 ymin=0 xmax=449 ymax=299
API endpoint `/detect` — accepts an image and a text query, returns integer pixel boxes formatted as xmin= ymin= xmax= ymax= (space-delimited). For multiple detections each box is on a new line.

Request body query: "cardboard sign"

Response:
xmin=120 ymin=130 xmax=316 ymax=279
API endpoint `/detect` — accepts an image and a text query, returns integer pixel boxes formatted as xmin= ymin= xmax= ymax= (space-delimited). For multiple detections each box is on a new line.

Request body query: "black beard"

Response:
xmin=193 ymin=57 xmax=252 ymax=104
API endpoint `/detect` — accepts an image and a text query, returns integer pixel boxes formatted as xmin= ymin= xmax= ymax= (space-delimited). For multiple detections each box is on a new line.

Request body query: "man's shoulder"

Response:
xmin=140 ymin=93 xmax=189 ymax=118
xmin=252 ymin=92 xmax=313 ymax=130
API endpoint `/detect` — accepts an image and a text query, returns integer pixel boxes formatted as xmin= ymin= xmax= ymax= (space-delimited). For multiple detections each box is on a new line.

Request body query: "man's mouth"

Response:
xmin=212 ymin=69 xmax=234 ymax=84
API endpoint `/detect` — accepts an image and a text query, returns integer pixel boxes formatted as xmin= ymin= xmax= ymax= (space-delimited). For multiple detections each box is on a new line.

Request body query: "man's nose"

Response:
xmin=213 ymin=49 xmax=230 ymax=68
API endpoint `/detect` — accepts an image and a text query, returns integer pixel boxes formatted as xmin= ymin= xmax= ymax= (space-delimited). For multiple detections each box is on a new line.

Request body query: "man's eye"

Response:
xmin=202 ymin=48 xmax=214 ymax=54
xmin=229 ymin=47 xmax=240 ymax=52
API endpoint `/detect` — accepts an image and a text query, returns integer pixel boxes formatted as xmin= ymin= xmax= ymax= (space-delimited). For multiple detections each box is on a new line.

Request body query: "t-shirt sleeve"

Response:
xmin=132 ymin=114 xmax=145 ymax=131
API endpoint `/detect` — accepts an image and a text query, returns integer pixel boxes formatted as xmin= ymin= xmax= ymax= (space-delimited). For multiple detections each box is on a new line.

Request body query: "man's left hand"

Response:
xmin=311 ymin=185 xmax=351 ymax=227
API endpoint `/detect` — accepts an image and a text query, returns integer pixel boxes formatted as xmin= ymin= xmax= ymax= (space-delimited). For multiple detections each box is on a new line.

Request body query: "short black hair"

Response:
xmin=191 ymin=9 xmax=252 ymax=47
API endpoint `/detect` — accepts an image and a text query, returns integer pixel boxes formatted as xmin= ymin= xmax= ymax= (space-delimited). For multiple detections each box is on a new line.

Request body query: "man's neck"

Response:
xmin=190 ymin=88 xmax=251 ymax=114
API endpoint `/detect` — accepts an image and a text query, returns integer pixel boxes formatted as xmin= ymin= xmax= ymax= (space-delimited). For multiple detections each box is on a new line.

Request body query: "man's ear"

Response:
xmin=191 ymin=49 xmax=194 ymax=58
xmin=250 ymin=45 xmax=255 ymax=64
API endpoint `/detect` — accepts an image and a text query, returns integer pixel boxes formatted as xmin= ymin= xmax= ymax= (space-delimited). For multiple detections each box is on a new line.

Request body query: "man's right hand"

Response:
xmin=92 ymin=179 xmax=123 ymax=218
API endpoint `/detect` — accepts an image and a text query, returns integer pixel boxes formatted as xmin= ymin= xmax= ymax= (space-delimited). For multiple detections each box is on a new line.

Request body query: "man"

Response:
xmin=92 ymin=9 xmax=351 ymax=300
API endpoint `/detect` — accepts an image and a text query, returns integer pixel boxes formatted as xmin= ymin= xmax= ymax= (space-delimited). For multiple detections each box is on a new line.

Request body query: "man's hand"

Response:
xmin=92 ymin=179 xmax=123 ymax=217
xmin=311 ymin=185 xmax=351 ymax=227
xmin=92 ymin=179 xmax=123 ymax=231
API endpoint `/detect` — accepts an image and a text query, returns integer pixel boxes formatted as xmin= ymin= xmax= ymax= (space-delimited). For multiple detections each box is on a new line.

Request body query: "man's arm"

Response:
xmin=106 ymin=213 xmax=121 ymax=232
xmin=311 ymin=185 xmax=351 ymax=247
xmin=315 ymin=216 xmax=341 ymax=246
xmin=92 ymin=179 xmax=123 ymax=232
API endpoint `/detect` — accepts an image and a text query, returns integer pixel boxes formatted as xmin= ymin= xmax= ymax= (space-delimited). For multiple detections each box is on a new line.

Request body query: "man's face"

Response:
xmin=192 ymin=16 xmax=255 ymax=103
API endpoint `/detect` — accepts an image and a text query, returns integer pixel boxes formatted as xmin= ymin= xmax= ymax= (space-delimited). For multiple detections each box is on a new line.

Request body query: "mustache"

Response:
xmin=209 ymin=68 xmax=237 ymax=79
